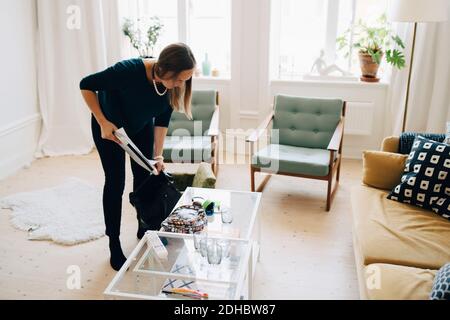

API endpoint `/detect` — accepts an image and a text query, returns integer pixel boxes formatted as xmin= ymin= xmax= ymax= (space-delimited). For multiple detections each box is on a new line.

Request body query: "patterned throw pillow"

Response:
xmin=387 ymin=136 xmax=450 ymax=220
xmin=430 ymin=263 xmax=450 ymax=300
xmin=445 ymin=121 xmax=450 ymax=145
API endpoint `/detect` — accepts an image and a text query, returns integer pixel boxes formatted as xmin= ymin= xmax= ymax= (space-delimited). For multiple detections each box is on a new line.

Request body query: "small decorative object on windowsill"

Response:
xmin=202 ymin=53 xmax=211 ymax=76
xmin=211 ymin=68 xmax=220 ymax=77
xmin=305 ymin=49 xmax=357 ymax=82
xmin=336 ymin=14 xmax=406 ymax=83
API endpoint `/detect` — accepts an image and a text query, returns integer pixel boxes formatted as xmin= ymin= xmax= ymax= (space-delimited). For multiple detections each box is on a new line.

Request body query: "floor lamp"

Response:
xmin=388 ymin=0 xmax=448 ymax=132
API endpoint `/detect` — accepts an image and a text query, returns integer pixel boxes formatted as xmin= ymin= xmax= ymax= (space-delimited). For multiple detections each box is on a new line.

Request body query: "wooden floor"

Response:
xmin=0 ymin=151 xmax=362 ymax=299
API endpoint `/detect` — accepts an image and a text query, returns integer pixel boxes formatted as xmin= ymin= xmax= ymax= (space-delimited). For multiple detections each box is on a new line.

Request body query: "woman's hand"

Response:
xmin=155 ymin=160 xmax=165 ymax=174
xmin=154 ymin=156 xmax=165 ymax=174
xmin=99 ymin=120 xmax=121 ymax=144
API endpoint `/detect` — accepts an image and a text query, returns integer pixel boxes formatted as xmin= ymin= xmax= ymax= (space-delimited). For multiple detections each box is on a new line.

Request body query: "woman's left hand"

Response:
xmin=155 ymin=160 xmax=165 ymax=174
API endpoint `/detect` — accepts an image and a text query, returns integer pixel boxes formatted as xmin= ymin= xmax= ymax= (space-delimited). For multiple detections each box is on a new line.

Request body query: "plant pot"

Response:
xmin=358 ymin=52 xmax=383 ymax=82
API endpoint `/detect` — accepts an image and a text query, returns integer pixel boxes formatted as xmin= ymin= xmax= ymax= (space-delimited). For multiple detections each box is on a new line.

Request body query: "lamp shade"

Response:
xmin=388 ymin=0 xmax=449 ymax=22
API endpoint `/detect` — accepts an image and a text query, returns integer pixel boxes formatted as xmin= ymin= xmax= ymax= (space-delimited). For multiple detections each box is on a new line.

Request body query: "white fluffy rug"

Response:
xmin=0 ymin=177 xmax=105 ymax=245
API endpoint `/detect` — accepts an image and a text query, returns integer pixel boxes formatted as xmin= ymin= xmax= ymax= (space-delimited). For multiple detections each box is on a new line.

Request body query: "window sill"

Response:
xmin=271 ymin=78 xmax=389 ymax=88
xmin=193 ymin=76 xmax=231 ymax=85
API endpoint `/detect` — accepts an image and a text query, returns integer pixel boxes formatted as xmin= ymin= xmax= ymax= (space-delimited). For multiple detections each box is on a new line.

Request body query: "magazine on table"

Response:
xmin=113 ymin=128 xmax=158 ymax=175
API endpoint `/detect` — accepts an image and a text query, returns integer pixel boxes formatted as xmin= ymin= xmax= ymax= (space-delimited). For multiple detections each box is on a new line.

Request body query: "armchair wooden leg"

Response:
xmin=250 ymin=166 xmax=255 ymax=192
xmin=326 ymin=174 xmax=332 ymax=211
xmin=336 ymin=158 xmax=342 ymax=182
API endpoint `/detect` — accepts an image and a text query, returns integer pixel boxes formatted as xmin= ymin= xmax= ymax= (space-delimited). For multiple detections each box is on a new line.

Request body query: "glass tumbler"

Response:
xmin=217 ymin=239 xmax=231 ymax=259
xmin=207 ymin=239 xmax=222 ymax=265
xmin=221 ymin=207 xmax=233 ymax=224
xmin=200 ymin=236 xmax=208 ymax=258
xmin=193 ymin=231 xmax=205 ymax=251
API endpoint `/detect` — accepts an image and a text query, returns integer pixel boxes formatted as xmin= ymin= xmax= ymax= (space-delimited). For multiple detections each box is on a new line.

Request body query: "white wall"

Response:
xmin=0 ymin=0 xmax=40 ymax=179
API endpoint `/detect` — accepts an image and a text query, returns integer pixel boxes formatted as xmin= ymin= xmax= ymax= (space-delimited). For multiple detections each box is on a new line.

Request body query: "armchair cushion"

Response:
xmin=252 ymin=144 xmax=331 ymax=176
xmin=167 ymin=90 xmax=216 ymax=136
xmin=163 ymin=136 xmax=212 ymax=163
xmin=271 ymin=95 xmax=343 ymax=149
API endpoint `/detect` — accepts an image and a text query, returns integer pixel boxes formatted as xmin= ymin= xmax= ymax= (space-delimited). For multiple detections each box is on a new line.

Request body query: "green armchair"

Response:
xmin=164 ymin=90 xmax=220 ymax=175
xmin=247 ymin=95 xmax=346 ymax=211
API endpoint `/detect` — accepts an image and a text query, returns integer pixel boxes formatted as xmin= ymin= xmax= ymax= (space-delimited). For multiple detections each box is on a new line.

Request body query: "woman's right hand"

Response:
xmin=99 ymin=120 xmax=121 ymax=144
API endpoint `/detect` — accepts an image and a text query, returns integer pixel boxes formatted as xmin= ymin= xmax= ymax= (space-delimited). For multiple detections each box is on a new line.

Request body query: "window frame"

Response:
xmin=122 ymin=0 xmax=231 ymax=75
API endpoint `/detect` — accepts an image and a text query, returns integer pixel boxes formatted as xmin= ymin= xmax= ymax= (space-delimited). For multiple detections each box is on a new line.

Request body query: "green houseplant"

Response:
xmin=336 ymin=14 xmax=406 ymax=82
xmin=122 ymin=16 xmax=163 ymax=58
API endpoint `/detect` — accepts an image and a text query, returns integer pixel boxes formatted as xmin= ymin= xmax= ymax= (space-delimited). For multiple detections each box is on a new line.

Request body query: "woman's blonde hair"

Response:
xmin=154 ymin=43 xmax=196 ymax=119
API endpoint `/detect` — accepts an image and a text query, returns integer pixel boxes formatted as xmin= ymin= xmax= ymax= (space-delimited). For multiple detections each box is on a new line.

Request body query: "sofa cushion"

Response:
xmin=364 ymin=264 xmax=436 ymax=300
xmin=252 ymin=144 xmax=331 ymax=176
xmin=351 ymin=185 xmax=450 ymax=270
xmin=430 ymin=262 xmax=450 ymax=300
xmin=398 ymin=132 xmax=446 ymax=154
xmin=362 ymin=151 xmax=407 ymax=190
xmin=381 ymin=136 xmax=400 ymax=153
xmin=388 ymin=136 xmax=450 ymax=220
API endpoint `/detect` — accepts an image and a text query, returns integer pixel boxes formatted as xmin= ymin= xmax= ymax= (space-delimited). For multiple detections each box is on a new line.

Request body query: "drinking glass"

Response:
xmin=217 ymin=239 xmax=231 ymax=259
xmin=200 ymin=236 xmax=208 ymax=258
xmin=193 ymin=231 xmax=205 ymax=251
xmin=207 ymin=239 xmax=222 ymax=265
xmin=221 ymin=207 xmax=233 ymax=224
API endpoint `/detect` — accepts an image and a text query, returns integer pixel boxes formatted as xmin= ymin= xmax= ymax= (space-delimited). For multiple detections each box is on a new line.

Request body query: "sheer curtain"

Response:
xmin=35 ymin=0 xmax=122 ymax=157
xmin=384 ymin=8 xmax=450 ymax=136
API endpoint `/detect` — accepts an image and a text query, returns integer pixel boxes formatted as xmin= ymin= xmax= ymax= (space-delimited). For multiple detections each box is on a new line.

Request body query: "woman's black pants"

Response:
xmin=91 ymin=115 xmax=154 ymax=238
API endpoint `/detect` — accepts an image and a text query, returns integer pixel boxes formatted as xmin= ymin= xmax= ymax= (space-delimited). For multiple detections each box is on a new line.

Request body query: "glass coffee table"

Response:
xmin=104 ymin=188 xmax=262 ymax=300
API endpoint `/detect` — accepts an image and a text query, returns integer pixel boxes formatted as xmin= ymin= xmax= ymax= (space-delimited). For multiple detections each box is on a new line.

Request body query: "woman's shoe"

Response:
xmin=109 ymin=236 xmax=127 ymax=271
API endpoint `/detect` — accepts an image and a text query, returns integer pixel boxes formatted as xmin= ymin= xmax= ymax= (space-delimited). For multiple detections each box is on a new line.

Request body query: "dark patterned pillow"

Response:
xmin=387 ymin=136 xmax=450 ymax=220
xmin=430 ymin=263 xmax=450 ymax=300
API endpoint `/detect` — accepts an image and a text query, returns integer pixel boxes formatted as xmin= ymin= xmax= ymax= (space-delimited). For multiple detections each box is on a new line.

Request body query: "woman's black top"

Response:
xmin=80 ymin=58 xmax=173 ymax=135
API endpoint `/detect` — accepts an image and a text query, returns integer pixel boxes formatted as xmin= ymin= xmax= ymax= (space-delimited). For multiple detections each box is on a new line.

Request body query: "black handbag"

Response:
xmin=129 ymin=172 xmax=182 ymax=232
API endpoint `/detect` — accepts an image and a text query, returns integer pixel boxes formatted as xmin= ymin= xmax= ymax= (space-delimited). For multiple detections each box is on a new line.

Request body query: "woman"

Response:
xmin=80 ymin=43 xmax=196 ymax=271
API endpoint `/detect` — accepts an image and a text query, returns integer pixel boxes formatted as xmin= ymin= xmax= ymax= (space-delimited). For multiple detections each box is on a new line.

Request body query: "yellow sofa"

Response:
xmin=351 ymin=136 xmax=450 ymax=299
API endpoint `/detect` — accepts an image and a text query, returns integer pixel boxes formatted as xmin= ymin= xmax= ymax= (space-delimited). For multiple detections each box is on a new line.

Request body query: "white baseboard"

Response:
xmin=0 ymin=113 xmax=41 ymax=180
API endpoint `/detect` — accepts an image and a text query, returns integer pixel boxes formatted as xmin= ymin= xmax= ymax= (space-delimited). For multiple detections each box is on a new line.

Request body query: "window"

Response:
xmin=188 ymin=0 xmax=231 ymax=77
xmin=119 ymin=0 xmax=178 ymax=57
xmin=271 ymin=0 xmax=389 ymax=80
xmin=118 ymin=0 xmax=231 ymax=76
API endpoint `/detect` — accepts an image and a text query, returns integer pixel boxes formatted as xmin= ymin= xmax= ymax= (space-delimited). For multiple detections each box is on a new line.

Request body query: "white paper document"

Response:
xmin=114 ymin=128 xmax=158 ymax=175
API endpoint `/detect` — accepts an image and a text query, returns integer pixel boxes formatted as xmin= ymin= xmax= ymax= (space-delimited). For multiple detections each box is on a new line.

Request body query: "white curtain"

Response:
xmin=384 ymin=8 xmax=450 ymax=136
xmin=35 ymin=0 xmax=122 ymax=157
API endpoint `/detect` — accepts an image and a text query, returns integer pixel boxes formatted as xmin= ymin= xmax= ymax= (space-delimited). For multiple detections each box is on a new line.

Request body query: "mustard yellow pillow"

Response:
xmin=362 ymin=151 xmax=408 ymax=190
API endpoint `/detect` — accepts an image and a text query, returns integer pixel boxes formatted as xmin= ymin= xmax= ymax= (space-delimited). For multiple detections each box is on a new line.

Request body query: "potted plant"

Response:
xmin=122 ymin=16 xmax=163 ymax=58
xmin=336 ymin=14 xmax=406 ymax=82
